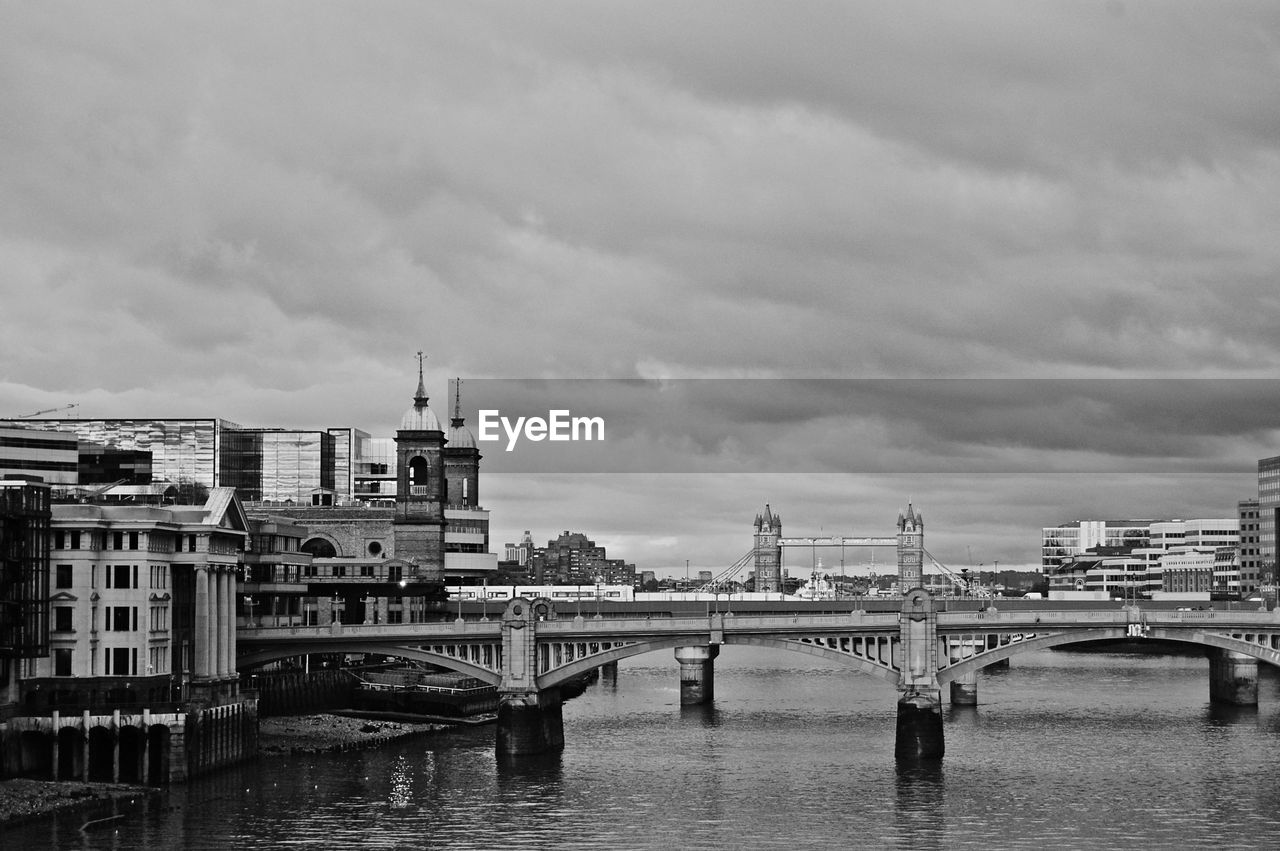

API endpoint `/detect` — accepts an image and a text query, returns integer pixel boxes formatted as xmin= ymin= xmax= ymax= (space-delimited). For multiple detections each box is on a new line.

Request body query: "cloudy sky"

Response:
xmin=3 ymin=3 xmax=1279 ymax=576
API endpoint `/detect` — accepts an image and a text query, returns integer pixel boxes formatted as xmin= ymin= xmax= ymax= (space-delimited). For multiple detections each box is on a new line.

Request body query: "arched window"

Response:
xmin=408 ymin=456 xmax=429 ymax=488
xmin=301 ymin=538 xmax=337 ymax=558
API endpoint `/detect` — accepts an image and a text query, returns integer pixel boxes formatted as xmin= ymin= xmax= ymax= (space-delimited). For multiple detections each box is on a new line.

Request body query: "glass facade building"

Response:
xmin=15 ymin=419 xmax=235 ymax=492
xmin=1259 ymin=455 xmax=1280 ymax=582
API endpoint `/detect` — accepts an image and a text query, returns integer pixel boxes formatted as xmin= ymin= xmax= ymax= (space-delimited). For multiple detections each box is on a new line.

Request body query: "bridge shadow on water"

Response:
xmin=495 ymin=750 xmax=564 ymax=790
xmin=894 ymin=761 xmax=946 ymax=851
xmin=678 ymin=703 xmax=724 ymax=727
xmin=1203 ymin=702 xmax=1259 ymax=727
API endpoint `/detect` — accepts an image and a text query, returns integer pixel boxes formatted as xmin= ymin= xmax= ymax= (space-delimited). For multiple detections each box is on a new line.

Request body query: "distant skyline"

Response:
xmin=4 ymin=3 xmax=1279 ymax=575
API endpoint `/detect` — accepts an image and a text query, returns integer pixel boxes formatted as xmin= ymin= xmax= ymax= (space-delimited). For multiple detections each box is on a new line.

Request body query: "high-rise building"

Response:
xmin=1239 ymin=499 xmax=1262 ymax=591
xmin=1259 ymin=454 xmax=1280 ymax=584
xmin=525 ymin=531 xmax=635 ymax=586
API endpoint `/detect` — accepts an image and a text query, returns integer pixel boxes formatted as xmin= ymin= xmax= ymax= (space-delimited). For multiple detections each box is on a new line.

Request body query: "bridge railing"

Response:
xmin=1143 ymin=610 xmax=1280 ymax=626
xmin=238 ymin=620 xmax=502 ymax=640
xmin=937 ymin=610 xmax=1128 ymax=627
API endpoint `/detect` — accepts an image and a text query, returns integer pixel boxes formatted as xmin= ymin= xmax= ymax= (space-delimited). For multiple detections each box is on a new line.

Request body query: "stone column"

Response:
xmin=228 ymin=574 xmax=238 ymax=684
xmin=50 ymin=711 xmax=60 ymax=780
xmin=1209 ymin=649 xmax=1259 ymax=705
xmin=949 ymin=671 xmax=978 ymax=706
xmin=194 ymin=567 xmax=210 ymax=679
xmin=675 ymin=645 xmax=719 ymax=705
xmin=896 ymin=690 xmax=945 ymax=759
xmin=214 ymin=569 xmax=227 ymax=679
xmin=222 ymin=570 xmax=235 ymax=679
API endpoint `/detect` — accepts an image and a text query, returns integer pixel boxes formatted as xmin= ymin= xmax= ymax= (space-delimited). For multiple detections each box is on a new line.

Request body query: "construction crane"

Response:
xmin=10 ymin=402 xmax=79 ymax=419
xmin=924 ymin=548 xmax=993 ymax=598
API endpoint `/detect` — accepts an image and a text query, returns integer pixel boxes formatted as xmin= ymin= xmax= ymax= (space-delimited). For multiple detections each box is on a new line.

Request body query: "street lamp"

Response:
xmin=243 ymin=595 xmax=257 ymax=627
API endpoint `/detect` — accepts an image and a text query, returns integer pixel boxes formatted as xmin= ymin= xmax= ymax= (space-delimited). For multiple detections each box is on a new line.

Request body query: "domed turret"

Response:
xmin=399 ymin=361 xmax=442 ymax=433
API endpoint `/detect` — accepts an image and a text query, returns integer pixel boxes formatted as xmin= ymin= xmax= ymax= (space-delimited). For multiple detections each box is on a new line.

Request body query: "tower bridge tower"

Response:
xmin=753 ymin=505 xmax=782 ymax=593
xmin=897 ymin=503 xmax=924 ymax=591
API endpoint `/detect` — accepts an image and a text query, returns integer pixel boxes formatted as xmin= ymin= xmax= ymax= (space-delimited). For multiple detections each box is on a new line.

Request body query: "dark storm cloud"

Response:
xmin=460 ymin=379 xmax=1278 ymax=475
xmin=3 ymin=3 xmax=1278 ymax=570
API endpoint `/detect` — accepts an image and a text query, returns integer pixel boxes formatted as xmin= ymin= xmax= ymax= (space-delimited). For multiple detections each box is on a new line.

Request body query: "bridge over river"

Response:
xmin=238 ymin=593 xmax=1280 ymax=759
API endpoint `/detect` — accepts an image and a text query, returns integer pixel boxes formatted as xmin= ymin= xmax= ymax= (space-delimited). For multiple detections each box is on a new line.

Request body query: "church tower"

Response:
xmin=896 ymin=503 xmax=924 ymax=592
xmin=753 ymin=505 xmax=782 ymax=593
xmin=444 ymin=378 xmax=481 ymax=508
xmin=394 ymin=354 xmax=446 ymax=570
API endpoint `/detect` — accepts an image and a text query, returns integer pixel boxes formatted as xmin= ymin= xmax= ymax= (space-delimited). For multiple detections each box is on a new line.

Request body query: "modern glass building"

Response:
xmin=13 ymin=419 xmax=235 ymax=493
xmin=1259 ymin=455 xmax=1280 ymax=583
xmin=0 ymin=426 xmax=79 ymax=484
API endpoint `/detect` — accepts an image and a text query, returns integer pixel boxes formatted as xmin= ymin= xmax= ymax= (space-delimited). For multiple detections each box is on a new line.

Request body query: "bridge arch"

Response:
xmin=237 ymin=643 xmax=502 ymax=686
xmin=536 ymin=635 xmax=900 ymax=690
xmin=937 ymin=627 xmax=1280 ymax=684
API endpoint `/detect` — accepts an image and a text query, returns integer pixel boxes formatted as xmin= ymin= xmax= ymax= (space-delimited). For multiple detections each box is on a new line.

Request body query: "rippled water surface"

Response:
xmin=11 ymin=648 xmax=1280 ymax=849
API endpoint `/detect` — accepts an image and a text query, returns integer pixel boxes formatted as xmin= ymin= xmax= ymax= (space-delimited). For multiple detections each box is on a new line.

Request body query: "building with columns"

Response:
xmin=17 ymin=487 xmax=249 ymax=713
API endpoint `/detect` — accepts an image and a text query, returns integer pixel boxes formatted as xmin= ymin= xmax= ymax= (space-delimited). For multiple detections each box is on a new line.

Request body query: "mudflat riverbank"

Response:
xmin=0 ymin=778 xmax=155 ymax=829
xmin=257 ymin=712 xmax=444 ymax=754
xmin=1 ymin=712 xmax=443 ymax=829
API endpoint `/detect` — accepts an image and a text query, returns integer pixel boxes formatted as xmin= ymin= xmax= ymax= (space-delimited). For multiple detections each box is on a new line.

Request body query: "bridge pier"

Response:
xmin=675 ymin=645 xmax=719 ymax=705
xmin=1209 ymin=650 xmax=1259 ymax=706
xmin=895 ymin=690 xmax=944 ymax=760
xmin=497 ymin=688 xmax=564 ymax=756
xmin=949 ymin=671 xmax=977 ymax=706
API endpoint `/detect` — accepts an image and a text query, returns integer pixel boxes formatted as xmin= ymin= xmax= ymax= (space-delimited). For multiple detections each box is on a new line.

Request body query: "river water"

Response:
xmin=10 ymin=647 xmax=1280 ymax=850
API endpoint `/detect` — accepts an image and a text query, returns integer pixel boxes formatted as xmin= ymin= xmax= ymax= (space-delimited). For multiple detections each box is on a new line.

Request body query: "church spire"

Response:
xmin=451 ymin=377 xmax=465 ymax=428
xmin=415 ymin=351 xmax=429 ymax=408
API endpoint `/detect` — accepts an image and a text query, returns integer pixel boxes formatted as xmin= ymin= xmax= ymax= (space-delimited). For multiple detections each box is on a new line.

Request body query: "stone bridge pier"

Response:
xmin=675 ymin=645 xmax=719 ymax=705
xmin=497 ymin=598 xmax=564 ymax=756
xmin=1209 ymin=649 xmax=1259 ymax=705
xmin=897 ymin=589 xmax=944 ymax=760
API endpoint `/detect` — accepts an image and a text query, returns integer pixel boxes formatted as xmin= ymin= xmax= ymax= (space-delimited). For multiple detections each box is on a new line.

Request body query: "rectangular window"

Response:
xmin=55 ymin=564 xmax=73 ymax=589
xmin=112 ymin=606 xmax=130 ymax=631
xmin=112 ymin=647 xmax=130 ymax=677
xmin=334 ymin=566 xmax=346 ymax=578
xmin=189 ymin=534 xmax=197 ymax=551
xmin=133 ymin=564 xmax=138 ymax=588
xmin=54 ymin=648 xmax=72 ymax=677
xmin=114 ymin=564 xmax=131 ymax=589
xmin=53 ymin=606 xmax=74 ymax=632
xmin=128 ymin=531 xmax=138 ymax=550
xmin=55 ymin=530 xmax=65 ymax=549
xmin=387 ymin=609 xmax=403 ymax=624
xmin=112 ymin=531 xmax=123 ymax=550
xmin=71 ymin=531 xmax=80 ymax=549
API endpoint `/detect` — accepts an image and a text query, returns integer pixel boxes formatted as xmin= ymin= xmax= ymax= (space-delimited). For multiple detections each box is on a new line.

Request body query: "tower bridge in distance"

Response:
xmin=236 ymin=504 xmax=1280 ymax=760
